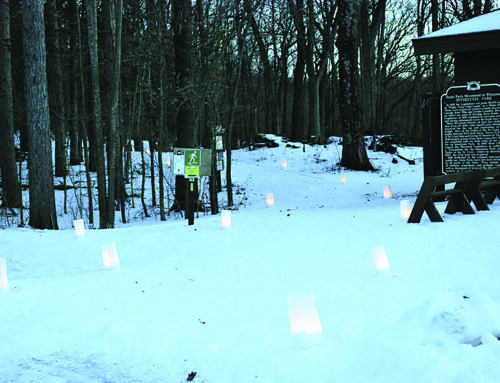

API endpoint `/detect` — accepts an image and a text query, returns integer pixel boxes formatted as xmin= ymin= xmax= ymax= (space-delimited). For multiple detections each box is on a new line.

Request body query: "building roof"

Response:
xmin=412 ymin=9 xmax=500 ymax=55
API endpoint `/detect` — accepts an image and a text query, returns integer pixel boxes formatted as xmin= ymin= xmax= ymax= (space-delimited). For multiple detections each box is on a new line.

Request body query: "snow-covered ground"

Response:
xmin=1 ymin=136 xmax=500 ymax=382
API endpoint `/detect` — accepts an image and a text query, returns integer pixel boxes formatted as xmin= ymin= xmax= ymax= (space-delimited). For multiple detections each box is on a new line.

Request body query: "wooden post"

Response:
xmin=186 ymin=178 xmax=195 ymax=225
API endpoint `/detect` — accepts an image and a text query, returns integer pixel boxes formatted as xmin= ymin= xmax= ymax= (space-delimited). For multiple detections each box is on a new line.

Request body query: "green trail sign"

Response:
xmin=173 ymin=148 xmax=212 ymax=178
xmin=184 ymin=149 xmax=201 ymax=167
xmin=184 ymin=149 xmax=201 ymax=178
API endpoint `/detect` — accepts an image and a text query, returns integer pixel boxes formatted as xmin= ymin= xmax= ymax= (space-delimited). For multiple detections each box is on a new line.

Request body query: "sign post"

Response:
xmin=184 ymin=149 xmax=200 ymax=225
xmin=215 ymin=126 xmax=225 ymax=192
xmin=185 ymin=177 xmax=195 ymax=225
xmin=174 ymin=148 xmax=213 ymax=225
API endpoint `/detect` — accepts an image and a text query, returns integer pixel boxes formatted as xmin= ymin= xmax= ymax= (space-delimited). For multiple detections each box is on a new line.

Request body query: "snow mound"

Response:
xmin=396 ymin=290 xmax=500 ymax=347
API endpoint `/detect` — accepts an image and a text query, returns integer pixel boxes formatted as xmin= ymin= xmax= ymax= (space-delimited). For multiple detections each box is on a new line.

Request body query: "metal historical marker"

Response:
xmin=441 ymin=82 xmax=500 ymax=173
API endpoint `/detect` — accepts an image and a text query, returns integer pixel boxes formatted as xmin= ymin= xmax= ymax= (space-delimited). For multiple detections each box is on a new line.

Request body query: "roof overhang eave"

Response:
xmin=412 ymin=30 xmax=500 ymax=56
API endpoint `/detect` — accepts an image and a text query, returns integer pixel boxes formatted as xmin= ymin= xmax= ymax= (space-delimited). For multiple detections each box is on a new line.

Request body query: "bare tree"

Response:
xmin=359 ymin=0 xmax=386 ymax=140
xmin=86 ymin=0 xmax=107 ymax=228
xmin=336 ymin=0 xmax=374 ymax=171
xmin=305 ymin=0 xmax=335 ymax=143
xmin=225 ymin=0 xmax=249 ymax=208
xmin=288 ymin=0 xmax=307 ymax=142
xmin=23 ymin=0 xmax=59 ymax=229
xmin=102 ymin=0 xmax=123 ymax=228
xmin=454 ymin=0 xmax=494 ymax=20
xmin=0 ymin=0 xmax=22 ymax=208
xmin=156 ymin=0 xmax=168 ymax=221
xmin=244 ymin=0 xmax=278 ymax=134
xmin=45 ymin=0 xmax=67 ymax=177
xmin=67 ymin=0 xmax=83 ymax=166
xmin=172 ymin=0 xmax=198 ymax=211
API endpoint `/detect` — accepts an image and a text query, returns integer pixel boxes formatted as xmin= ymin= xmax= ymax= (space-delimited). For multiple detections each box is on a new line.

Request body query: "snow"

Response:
xmin=417 ymin=9 xmax=500 ymax=39
xmin=1 ymin=136 xmax=500 ymax=382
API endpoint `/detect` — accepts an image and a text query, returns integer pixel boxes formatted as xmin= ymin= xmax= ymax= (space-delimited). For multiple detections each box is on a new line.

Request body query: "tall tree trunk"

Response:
xmin=102 ymin=0 xmax=123 ymax=228
xmin=431 ymin=0 xmax=442 ymax=94
xmin=244 ymin=0 xmax=277 ymax=134
xmin=359 ymin=0 xmax=373 ymax=136
xmin=173 ymin=0 xmax=196 ymax=149
xmin=137 ymin=73 xmax=149 ymax=218
xmin=68 ymin=0 xmax=83 ymax=166
xmin=226 ymin=0 xmax=248 ymax=208
xmin=45 ymin=0 xmax=67 ymax=177
xmin=305 ymin=0 xmax=320 ymax=143
xmin=336 ymin=0 xmax=374 ymax=171
xmin=158 ymin=0 xmax=167 ymax=221
xmin=359 ymin=0 xmax=386 ymax=139
xmin=374 ymin=15 xmax=385 ymax=138
xmin=288 ymin=0 xmax=306 ymax=142
xmin=11 ymin=0 xmax=28 ymax=153
xmin=172 ymin=0 xmax=197 ymax=211
xmin=458 ymin=1 xmax=492 ymax=20
xmin=280 ymin=36 xmax=290 ymax=137
xmin=412 ymin=0 xmax=426 ymax=142
xmin=23 ymin=0 xmax=59 ymax=229
xmin=195 ymin=0 xmax=219 ymax=215
xmin=149 ymin=136 xmax=156 ymax=207
xmin=73 ymin=0 xmax=94 ymax=224
xmin=86 ymin=0 xmax=107 ymax=228
xmin=0 ymin=0 xmax=22 ymax=208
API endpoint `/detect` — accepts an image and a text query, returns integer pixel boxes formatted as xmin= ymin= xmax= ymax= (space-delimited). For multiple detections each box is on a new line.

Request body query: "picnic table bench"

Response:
xmin=479 ymin=167 xmax=500 ymax=205
xmin=408 ymin=167 xmax=500 ymax=223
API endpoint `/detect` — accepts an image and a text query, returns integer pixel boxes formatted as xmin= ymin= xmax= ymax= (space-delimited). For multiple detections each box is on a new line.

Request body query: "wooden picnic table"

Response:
xmin=408 ymin=167 xmax=500 ymax=223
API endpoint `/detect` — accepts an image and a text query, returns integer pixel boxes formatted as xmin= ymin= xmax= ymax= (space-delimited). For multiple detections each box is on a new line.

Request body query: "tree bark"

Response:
xmin=0 ymin=0 xmax=22 ymax=208
xmin=359 ymin=0 xmax=386 ymax=138
xmin=157 ymin=0 xmax=167 ymax=221
xmin=288 ymin=0 xmax=307 ymax=142
xmin=68 ymin=0 xmax=83 ymax=166
xmin=226 ymin=0 xmax=248 ymax=208
xmin=431 ymin=0 xmax=442 ymax=94
xmin=336 ymin=0 xmax=374 ymax=171
xmin=10 ymin=0 xmax=28 ymax=153
xmin=304 ymin=0 xmax=332 ymax=143
xmin=72 ymin=0 xmax=94 ymax=224
xmin=244 ymin=0 xmax=277 ymax=134
xmin=86 ymin=0 xmax=107 ymax=228
xmin=304 ymin=0 xmax=319 ymax=143
xmin=23 ymin=0 xmax=59 ymax=229
xmin=173 ymin=0 xmax=196 ymax=148
xmin=45 ymin=0 xmax=67 ymax=177
xmin=102 ymin=0 xmax=123 ymax=228
xmin=172 ymin=0 xmax=197 ymax=211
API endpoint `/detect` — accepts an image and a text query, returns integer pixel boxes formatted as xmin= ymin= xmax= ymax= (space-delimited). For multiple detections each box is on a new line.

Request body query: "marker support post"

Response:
xmin=186 ymin=177 xmax=195 ymax=226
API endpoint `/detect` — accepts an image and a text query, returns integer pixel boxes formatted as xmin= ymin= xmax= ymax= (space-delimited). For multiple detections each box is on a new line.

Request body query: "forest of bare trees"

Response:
xmin=0 ymin=0 xmax=497 ymax=229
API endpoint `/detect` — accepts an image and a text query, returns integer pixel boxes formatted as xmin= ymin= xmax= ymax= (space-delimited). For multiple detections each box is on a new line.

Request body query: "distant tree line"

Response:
xmin=0 ymin=0 xmax=497 ymax=229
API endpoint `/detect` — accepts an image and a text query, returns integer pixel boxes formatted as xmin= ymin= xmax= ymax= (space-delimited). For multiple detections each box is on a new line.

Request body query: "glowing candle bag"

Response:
xmin=287 ymin=294 xmax=323 ymax=348
xmin=221 ymin=210 xmax=231 ymax=228
xmin=0 ymin=258 xmax=8 ymax=291
xmin=266 ymin=193 xmax=275 ymax=207
xmin=383 ymin=186 xmax=392 ymax=199
xmin=102 ymin=243 xmax=120 ymax=269
xmin=281 ymin=159 xmax=288 ymax=169
xmin=341 ymin=173 xmax=347 ymax=184
xmin=400 ymin=200 xmax=412 ymax=220
xmin=371 ymin=245 xmax=390 ymax=273
xmin=73 ymin=219 xmax=85 ymax=237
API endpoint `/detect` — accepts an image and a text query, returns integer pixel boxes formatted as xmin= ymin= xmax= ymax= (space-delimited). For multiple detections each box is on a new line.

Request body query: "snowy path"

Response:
xmin=1 ymin=140 xmax=500 ymax=382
